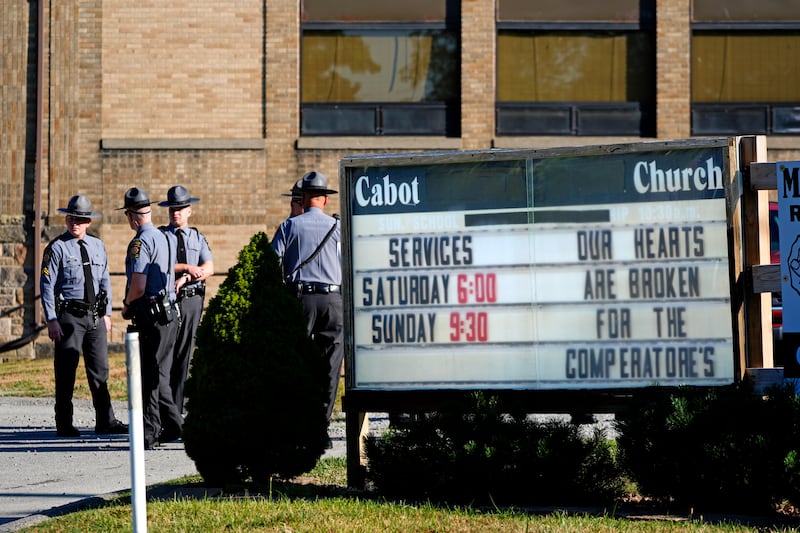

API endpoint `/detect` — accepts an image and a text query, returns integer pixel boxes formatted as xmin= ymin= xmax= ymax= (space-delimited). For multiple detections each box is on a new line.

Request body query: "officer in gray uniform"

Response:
xmin=40 ymin=195 xmax=128 ymax=437
xmin=272 ymin=171 xmax=342 ymax=423
xmin=158 ymin=185 xmax=214 ymax=413
xmin=119 ymin=187 xmax=182 ymax=449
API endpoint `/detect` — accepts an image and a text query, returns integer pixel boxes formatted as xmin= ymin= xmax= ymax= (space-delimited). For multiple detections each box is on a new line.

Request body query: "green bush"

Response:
xmin=182 ymin=232 xmax=330 ymax=486
xmin=615 ymin=383 xmax=800 ymax=513
xmin=365 ymin=393 xmax=626 ymax=505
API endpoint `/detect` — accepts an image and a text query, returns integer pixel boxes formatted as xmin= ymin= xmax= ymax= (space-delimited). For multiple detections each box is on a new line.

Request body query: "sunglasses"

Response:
xmin=66 ymin=215 xmax=91 ymax=225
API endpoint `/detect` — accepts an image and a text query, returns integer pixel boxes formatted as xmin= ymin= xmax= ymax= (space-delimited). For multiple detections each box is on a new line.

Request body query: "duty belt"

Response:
xmin=298 ymin=282 xmax=341 ymax=295
xmin=59 ymin=299 xmax=93 ymax=318
xmin=178 ymin=285 xmax=205 ymax=299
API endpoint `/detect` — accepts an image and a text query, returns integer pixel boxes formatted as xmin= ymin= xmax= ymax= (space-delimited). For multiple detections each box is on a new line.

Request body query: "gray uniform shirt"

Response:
xmin=271 ymin=206 xmax=341 ymax=285
xmin=40 ymin=232 xmax=112 ymax=322
xmin=162 ymin=224 xmax=213 ymax=290
xmin=125 ymin=222 xmax=177 ymax=302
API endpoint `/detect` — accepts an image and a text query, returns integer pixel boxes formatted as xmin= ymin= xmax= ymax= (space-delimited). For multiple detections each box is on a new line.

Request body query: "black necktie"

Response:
xmin=78 ymin=240 xmax=95 ymax=305
xmin=176 ymin=229 xmax=187 ymax=265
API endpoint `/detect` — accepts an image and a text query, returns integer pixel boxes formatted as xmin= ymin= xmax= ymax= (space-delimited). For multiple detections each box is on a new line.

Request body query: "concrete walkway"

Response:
xmin=0 ymin=396 xmax=359 ymax=532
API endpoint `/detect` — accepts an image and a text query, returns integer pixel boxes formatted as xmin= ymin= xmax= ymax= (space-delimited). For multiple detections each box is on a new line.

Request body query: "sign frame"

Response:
xmin=340 ymin=138 xmax=743 ymax=397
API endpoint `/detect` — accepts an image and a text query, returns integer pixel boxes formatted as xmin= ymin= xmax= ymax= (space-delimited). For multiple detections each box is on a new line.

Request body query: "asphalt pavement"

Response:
xmin=0 ymin=396 xmax=359 ymax=532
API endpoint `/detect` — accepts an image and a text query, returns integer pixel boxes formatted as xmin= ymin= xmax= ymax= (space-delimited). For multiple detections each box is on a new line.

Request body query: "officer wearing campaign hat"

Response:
xmin=272 ymin=171 xmax=342 ymax=432
xmin=57 ymin=194 xmax=102 ymax=218
xmin=158 ymin=185 xmax=213 ymax=414
xmin=120 ymin=186 xmax=183 ymax=449
xmin=41 ymin=195 xmax=127 ymax=437
xmin=158 ymin=185 xmax=200 ymax=208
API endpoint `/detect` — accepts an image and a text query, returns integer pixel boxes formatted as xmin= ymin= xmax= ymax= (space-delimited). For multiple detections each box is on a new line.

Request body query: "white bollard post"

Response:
xmin=126 ymin=331 xmax=147 ymax=533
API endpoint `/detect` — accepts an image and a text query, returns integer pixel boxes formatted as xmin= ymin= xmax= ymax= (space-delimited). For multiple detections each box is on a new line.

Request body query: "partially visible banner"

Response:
xmin=777 ymin=161 xmax=800 ymax=333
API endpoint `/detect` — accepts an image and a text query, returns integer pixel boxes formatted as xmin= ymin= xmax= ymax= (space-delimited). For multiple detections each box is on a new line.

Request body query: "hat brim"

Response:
xmin=303 ymin=188 xmax=338 ymax=196
xmin=158 ymin=198 xmax=200 ymax=207
xmin=57 ymin=208 xmax=101 ymax=218
xmin=115 ymin=202 xmax=154 ymax=211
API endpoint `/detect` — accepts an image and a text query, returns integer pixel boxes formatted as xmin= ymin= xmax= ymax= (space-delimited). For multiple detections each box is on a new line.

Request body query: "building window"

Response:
xmin=301 ymin=0 xmax=460 ymax=136
xmin=496 ymin=0 xmax=655 ymax=137
xmin=691 ymin=0 xmax=800 ymax=135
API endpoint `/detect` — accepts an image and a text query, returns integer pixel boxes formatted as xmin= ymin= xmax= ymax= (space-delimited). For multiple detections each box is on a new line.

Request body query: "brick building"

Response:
xmin=1 ymin=0 xmax=799 ymax=358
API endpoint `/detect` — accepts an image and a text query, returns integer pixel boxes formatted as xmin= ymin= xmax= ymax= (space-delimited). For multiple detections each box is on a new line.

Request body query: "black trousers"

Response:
xmin=171 ymin=294 xmax=203 ymax=411
xmin=300 ymin=292 xmax=344 ymax=421
xmin=53 ymin=311 xmax=116 ymax=429
xmin=135 ymin=316 xmax=182 ymax=446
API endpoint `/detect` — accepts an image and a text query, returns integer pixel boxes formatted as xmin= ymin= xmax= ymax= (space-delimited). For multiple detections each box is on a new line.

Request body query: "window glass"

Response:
xmin=498 ymin=0 xmax=645 ymax=22
xmin=303 ymin=0 xmax=450 ymax=22
xmin=497 ymin=32 xmax=654 ymax=102
xmin=692 ymin=33 xmax=800 ymax=102
xmin=302 ymin=30 xmax=458 ymax=103
xmin=692 ymin=0 xmax=800 ymax=22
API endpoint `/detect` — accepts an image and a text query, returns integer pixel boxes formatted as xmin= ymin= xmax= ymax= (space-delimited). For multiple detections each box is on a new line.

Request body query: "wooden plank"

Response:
xmin=752 ymin=264 xmax=781 ymax=294
xmin=749 ymin=162 xmax=778 ymax=190
xmin=740 ymin=136 xmax=772 ymax=369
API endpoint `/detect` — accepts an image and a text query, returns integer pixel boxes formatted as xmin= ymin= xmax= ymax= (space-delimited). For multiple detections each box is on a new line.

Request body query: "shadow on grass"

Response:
xmin=133 ymin=476 xmax=800 ymax=531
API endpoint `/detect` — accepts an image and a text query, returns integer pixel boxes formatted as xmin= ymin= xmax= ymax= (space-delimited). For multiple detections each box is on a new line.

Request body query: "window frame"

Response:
xmin=495 ymin=20 xmax=656 ymax=137
xmin=300 ymin=19 xmax=461 ymax=137
xmin=690 ymin=19 xmax=800 ymax=135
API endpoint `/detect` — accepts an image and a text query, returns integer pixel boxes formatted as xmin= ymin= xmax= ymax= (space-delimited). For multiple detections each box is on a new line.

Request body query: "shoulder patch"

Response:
xmin=128 ymin=239 xmax=142 ymax=260
xmin=41 ymin=245 xmax=52 ymax=267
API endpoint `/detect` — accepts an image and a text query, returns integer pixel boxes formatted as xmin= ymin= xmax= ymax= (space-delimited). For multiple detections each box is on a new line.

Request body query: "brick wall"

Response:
xmin=0 ymin=2 xmax=38 ymax=359
xmin=461 ymin=0 xmax=496 ymax=150
xmin=102 ymin=1 xmax=263 ymax=139
xmin=656 ymin=0 xmax=691 ymax=139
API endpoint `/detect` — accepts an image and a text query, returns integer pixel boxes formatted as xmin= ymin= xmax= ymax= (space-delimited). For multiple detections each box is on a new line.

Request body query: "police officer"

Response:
xmin=158 ymin=185 xmax=214 ymax=413
xmin=272 ymin=171 xmax=342 ymax=424
xmin=119 ymin=187 xmax=182 ymax=449
xmin=40 ymin=195 xmax=128 ymax=437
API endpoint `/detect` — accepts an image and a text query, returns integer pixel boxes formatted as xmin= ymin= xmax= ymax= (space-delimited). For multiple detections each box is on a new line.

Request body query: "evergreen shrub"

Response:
xmin=615 ymin=383 xmax=800 ymax=513
xmin=181 ymin=232 xmax=330 ymax=485
xmin=365 ymin=393 xmax=625 ymax=505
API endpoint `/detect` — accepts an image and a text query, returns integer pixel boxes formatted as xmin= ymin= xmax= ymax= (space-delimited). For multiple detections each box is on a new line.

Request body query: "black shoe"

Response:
xmin=95 ymin=420 xmax=129 ymax=435
xmin=325 ymin=438 xmax=333 ymax=449
xmin=56 ymin=425 xmax=80 ymax=437
xmin=159 ymin=427 xmax=182 ymax=443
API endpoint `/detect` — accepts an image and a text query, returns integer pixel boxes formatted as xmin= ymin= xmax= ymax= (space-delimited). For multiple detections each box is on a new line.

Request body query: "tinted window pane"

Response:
xmin=302 ymin=30 xmax=459 ymax=104
xmin=303 ymin=0 xmax=451 ymax=22
xmin=497 ymin=31 xmax=654 ymax=102
xmin=692 ymin=0 xmax=800 ymax=22
xmin=498 ymin=0 xmax=645 ymax=22
xmin=301 ymin=106 xmax=376 ymax=135
xmin=496 ymin=106 xmax=572 ymax=135
xmin=381 ymin=105 xmax=449 ymax=135
xmin=691 ymin=106 xmax=768 ymax=134
xmin=692 ymin=33 xmax=800 ymax=102
xmin=576 ymin=106 xmax=644 ymax=135
xmin=773 ymin=107 xmax=800 ymax=134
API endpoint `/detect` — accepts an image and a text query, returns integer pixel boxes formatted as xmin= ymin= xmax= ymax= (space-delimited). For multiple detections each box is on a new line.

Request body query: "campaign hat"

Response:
xmin=281 ymin=179 xmax=304 ymax=199
xmin=301 ymin=171 xmax=338 ymax=196
xmin=158 ymin=185 xmax=200 ymax=208
xmin=57 ymin=195 xmax=101 ymax=218
xmin=117 ymin=187 xmax=154 ymax=212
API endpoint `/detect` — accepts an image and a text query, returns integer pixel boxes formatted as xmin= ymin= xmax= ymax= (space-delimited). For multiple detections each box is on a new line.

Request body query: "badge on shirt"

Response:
xmin=128 ymin=239 xmax=142 ymax=259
